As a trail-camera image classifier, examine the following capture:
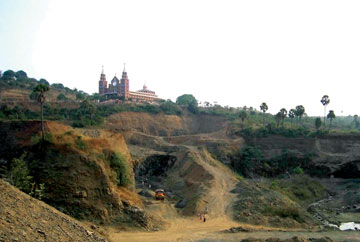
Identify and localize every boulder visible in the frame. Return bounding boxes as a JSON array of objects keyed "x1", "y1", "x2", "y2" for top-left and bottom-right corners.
[
  {"x1": 138, "y1": 189, "x2": 153, "y2": 198},
  {"x1": 175, "y1": 199, "x2": 187, "y2": 208}
]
